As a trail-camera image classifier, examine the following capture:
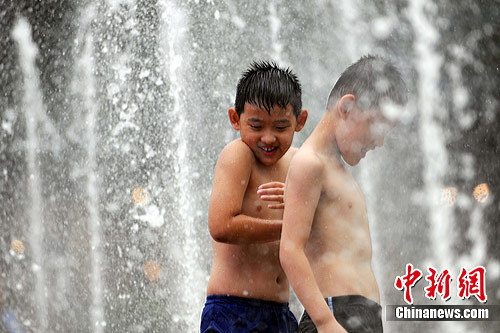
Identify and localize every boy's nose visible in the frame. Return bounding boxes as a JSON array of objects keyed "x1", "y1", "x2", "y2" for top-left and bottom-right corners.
[{"x1": 261, "y1": 132, "x2": 277, "y2": 144}]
